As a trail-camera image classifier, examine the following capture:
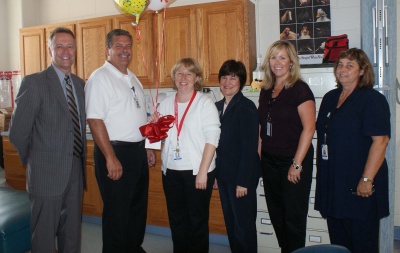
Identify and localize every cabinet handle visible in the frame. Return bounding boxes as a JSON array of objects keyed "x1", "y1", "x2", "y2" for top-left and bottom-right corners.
[
  {"x1": 307, "y1": 215, "x2": 323, "y2": 219},
  {"x1": 259, "y1": 232, "x2": 274, "y2": 236}
]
